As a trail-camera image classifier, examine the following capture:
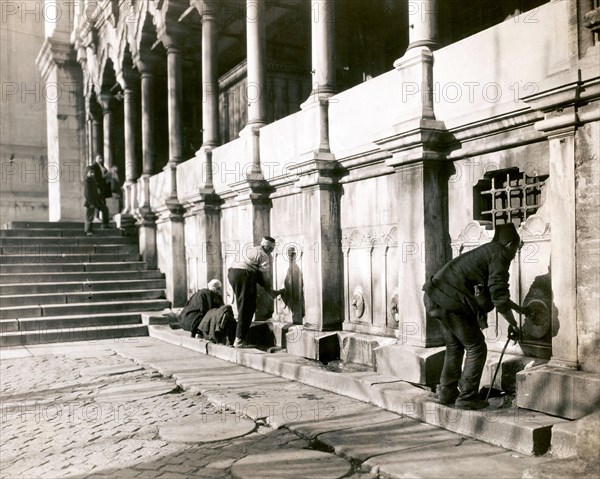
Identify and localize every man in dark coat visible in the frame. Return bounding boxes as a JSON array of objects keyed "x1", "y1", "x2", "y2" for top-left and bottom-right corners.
[
  {"x1": 423, "y1": 223, "x2": 526, "y2": 410},
  {"x1": 178, "y1": 280, "x2": 223, "y2": 338},
  {"x1": 198, "y1": 305, "x2": 236, "y2": 345},
  {"x1": 83, "y1": 166, "x2": 110, "y2": 235}
]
